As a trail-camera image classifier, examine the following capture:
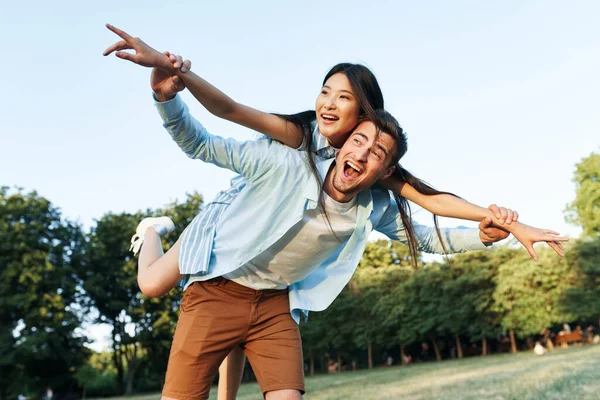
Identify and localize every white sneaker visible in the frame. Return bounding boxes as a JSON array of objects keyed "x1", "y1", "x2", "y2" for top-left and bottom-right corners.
[{"x1": 130, "y1": 216, "x2": 175, "y2": 255}]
